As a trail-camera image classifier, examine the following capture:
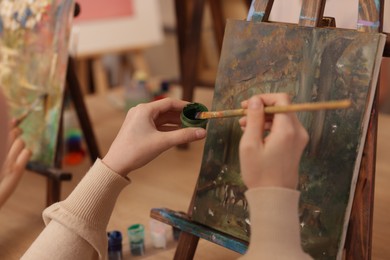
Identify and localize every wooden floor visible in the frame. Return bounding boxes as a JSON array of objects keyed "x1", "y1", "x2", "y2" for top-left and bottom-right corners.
[{"x1": 0, "y1": 86, "x2": 389, "y2": 259}]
